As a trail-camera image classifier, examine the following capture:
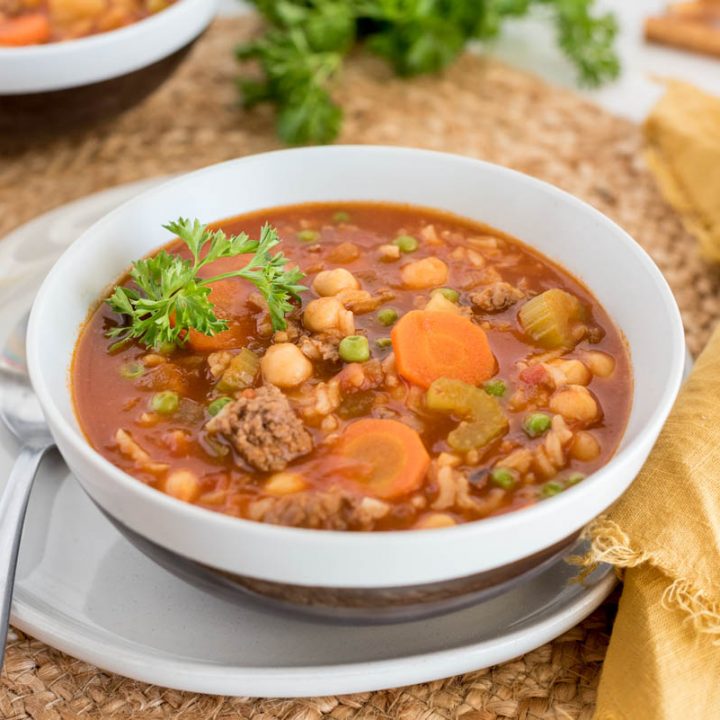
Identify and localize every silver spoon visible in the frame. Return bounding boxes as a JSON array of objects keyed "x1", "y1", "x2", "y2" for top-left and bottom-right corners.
[{"x1": 0, "y1": 313, "x2": 54, "y2": 660}]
